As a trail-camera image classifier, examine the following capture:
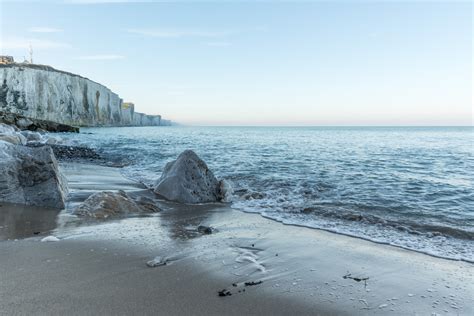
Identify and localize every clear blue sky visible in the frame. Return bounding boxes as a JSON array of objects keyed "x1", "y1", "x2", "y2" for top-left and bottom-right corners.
[{"x1": 0, "y1": 0, "x2": 472, "y2": 126}]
